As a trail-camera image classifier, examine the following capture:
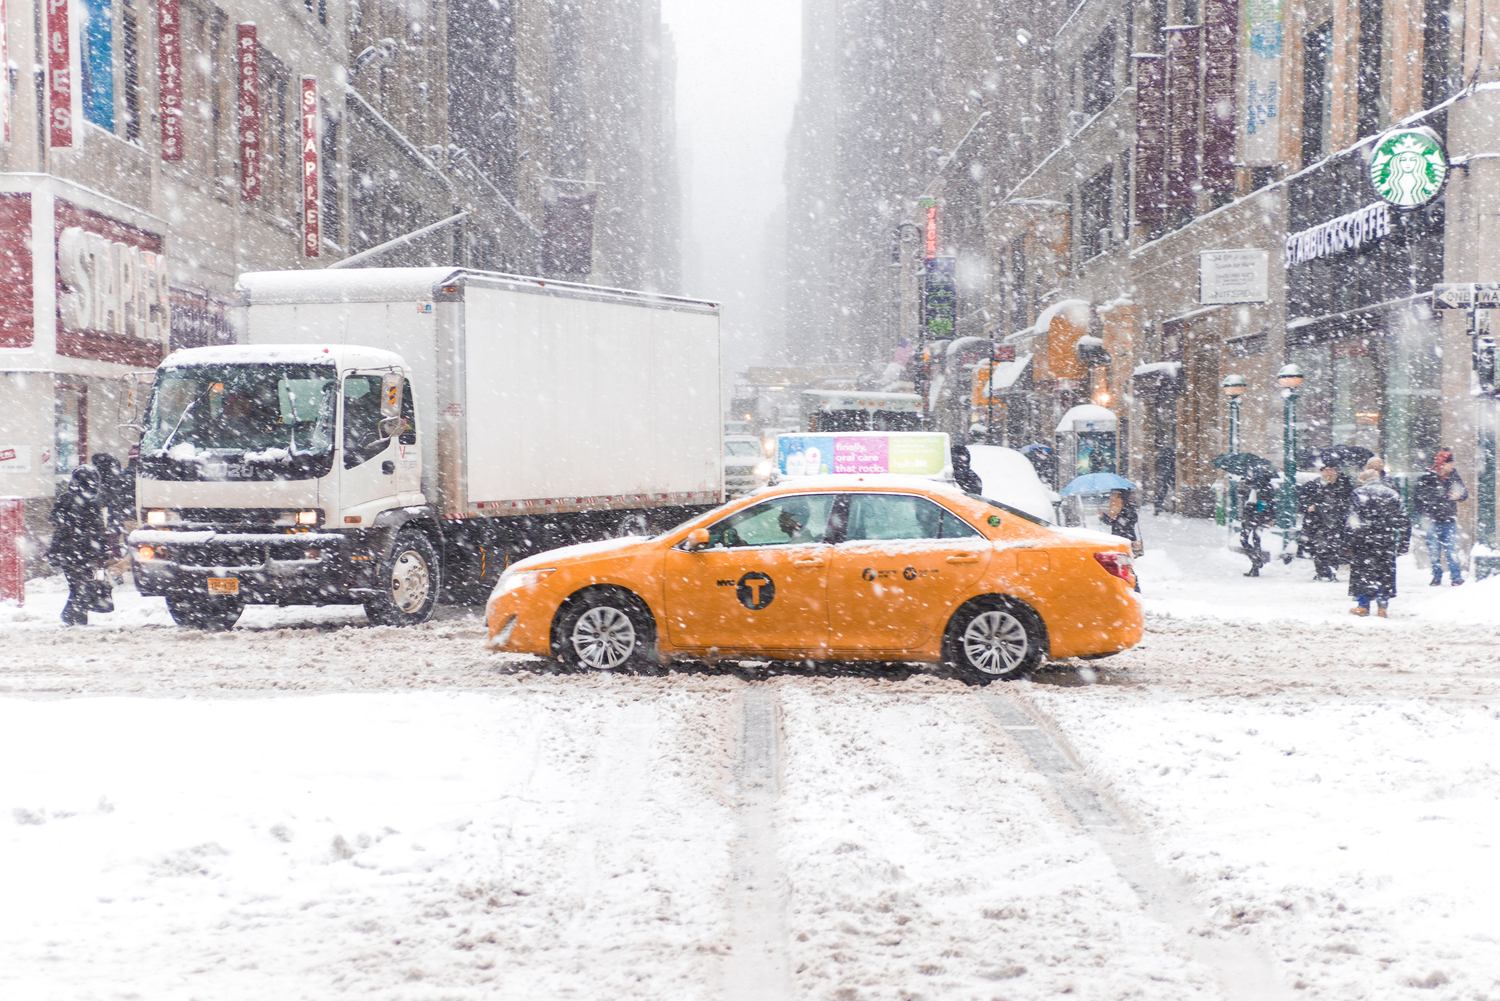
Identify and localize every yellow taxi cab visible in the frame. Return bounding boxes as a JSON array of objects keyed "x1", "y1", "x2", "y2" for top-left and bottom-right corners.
[{"x1": 486, "y1": 433, "x2": 1142, "y2": 682}]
